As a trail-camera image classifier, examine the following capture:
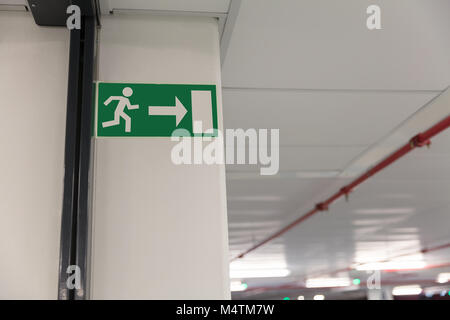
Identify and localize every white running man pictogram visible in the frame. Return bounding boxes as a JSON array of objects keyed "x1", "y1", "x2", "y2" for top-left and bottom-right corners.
[{"x1": 102, "y1": 87, "x2": 139, "y2": 132}]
